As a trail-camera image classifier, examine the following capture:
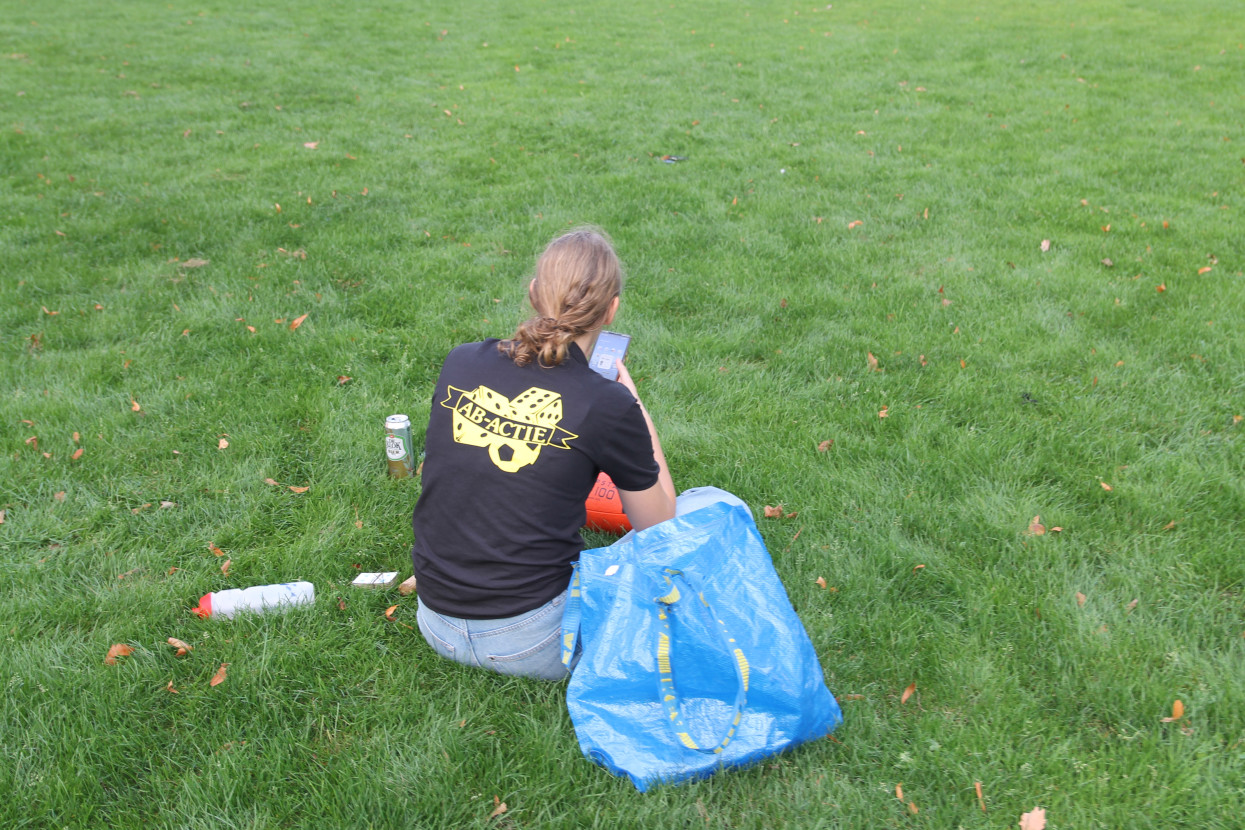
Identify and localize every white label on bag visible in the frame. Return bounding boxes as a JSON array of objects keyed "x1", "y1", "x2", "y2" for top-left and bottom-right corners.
[{"x1": 604, "y1": 564, "x2": 620, "y2": 576}]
